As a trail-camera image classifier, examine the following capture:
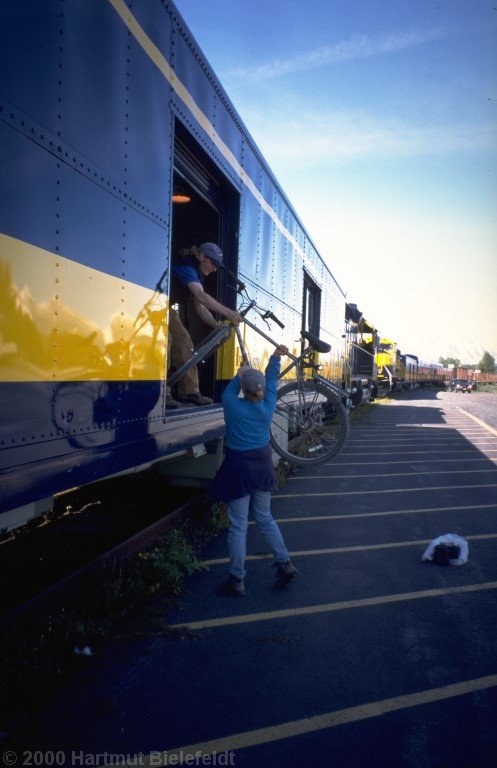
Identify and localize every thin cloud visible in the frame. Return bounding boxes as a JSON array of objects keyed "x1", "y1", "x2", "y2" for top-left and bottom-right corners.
[
  {"x1": 244, "y1": 110, "x2": 495, "y2": 164},
  {"x1": 232, "y1": 28, "x2": 447, "y2": 81}
]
